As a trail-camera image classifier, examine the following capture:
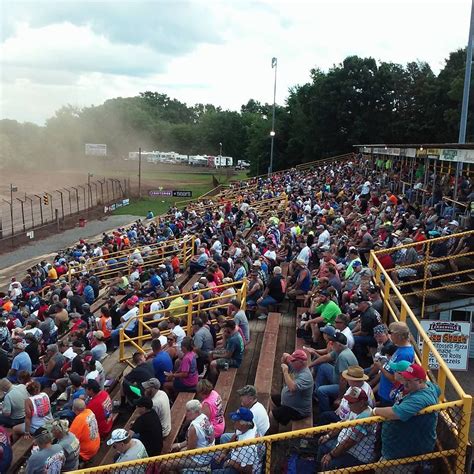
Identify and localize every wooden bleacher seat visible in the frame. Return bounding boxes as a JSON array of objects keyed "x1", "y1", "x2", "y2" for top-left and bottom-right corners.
[
  {"x1": 255, "y1": 313, "x2": 280, "y2": 411},
  {"x1": 180, "y1": 273, "x2": 202, "y2": 293},
  {"x1": 161, "y1": 392, "x2": 196, "y2": 454},
  {"x1": 214, "y1": 368, "x2": 238, "y2": 414},
  {"x1": 291, "y1": 307, "x2": 312, "y2": 431}
]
